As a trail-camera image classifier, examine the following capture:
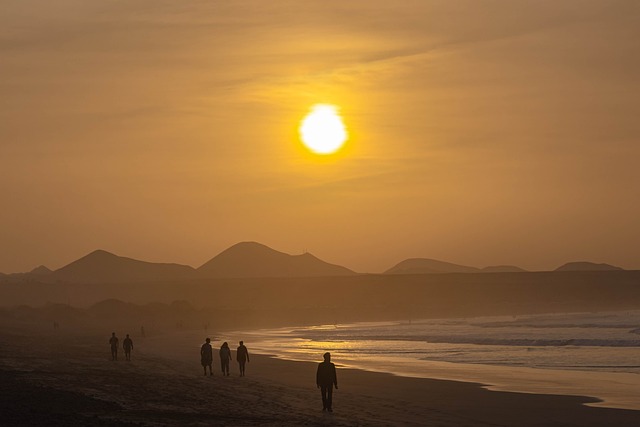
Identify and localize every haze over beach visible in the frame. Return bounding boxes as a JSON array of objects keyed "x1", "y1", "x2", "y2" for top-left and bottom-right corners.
[{"x1": 2, "y1": 1, "x2": 640, "y2": 426}]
